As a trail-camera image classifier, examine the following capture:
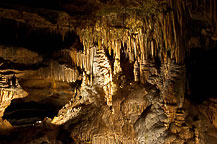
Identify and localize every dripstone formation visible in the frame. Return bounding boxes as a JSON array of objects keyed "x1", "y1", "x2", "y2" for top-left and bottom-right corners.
[{"x1": 0, "y1": 0, "x2": 217, "y2": 143}]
